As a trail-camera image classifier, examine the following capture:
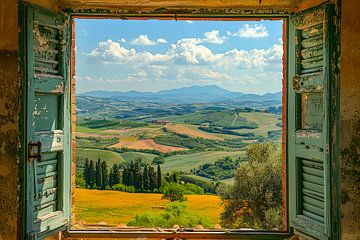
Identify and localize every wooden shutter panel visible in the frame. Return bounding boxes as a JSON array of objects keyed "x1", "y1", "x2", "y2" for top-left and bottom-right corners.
[
  {"x1": 23, "y1": 4, "x2": 71, "y2": 239},
  {"x1": 288, "y1": 5, "x2": 332, "y2": 240}
]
